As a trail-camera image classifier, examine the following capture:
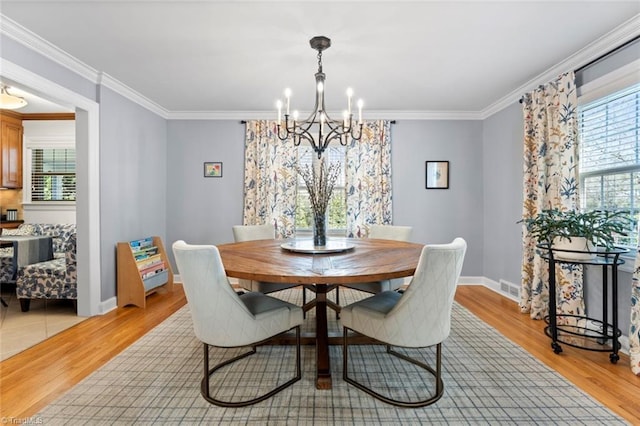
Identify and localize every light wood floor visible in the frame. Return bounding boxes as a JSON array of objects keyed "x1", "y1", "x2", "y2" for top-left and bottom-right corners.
[{"x1": 1, "y1": 284, "x2": 638, "y2": 422}]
